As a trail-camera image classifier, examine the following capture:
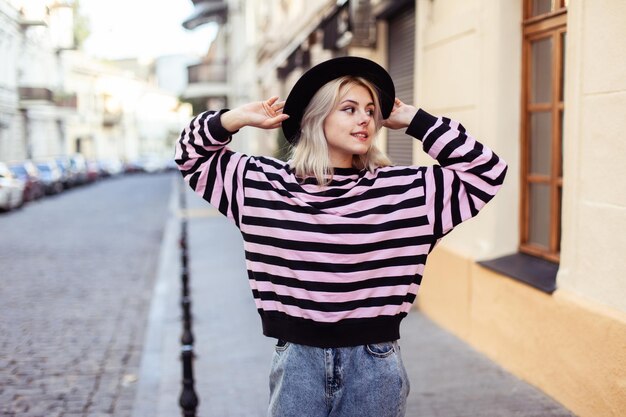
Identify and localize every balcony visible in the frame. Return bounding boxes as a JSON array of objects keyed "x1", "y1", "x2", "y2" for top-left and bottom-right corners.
[
  {"x1": 19, "y1": 87, "x2": 54, "y2": 102},
  {"x1": 188, "y1": 62, "x2": 227, "y2": 84},
  {"x1": 18, "y1": 87, "x2": 77, "y2": 109},
  {"x1": 184, "y1": 61, "x2": 229, "y2": 100},
  {"x1": 54, "y1": 93, "x2": 78, "y2": 109}
]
